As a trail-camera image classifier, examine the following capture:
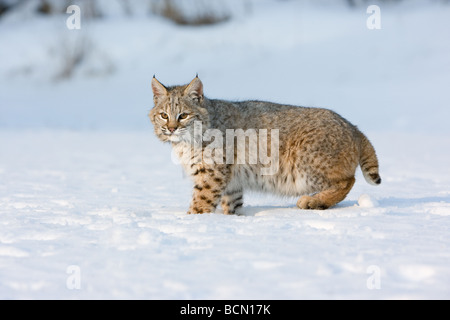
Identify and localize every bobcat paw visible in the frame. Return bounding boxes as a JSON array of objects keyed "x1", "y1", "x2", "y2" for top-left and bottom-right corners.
[
  {"x1": 297, "y1": 196, "x2": 328, "y2": 210},
  {"x1": 187, "y1": 206, "x2": 208, "y2": 214},
  {"x1": 187, "y1": 209, "x2": 203, "y2": 214}
]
